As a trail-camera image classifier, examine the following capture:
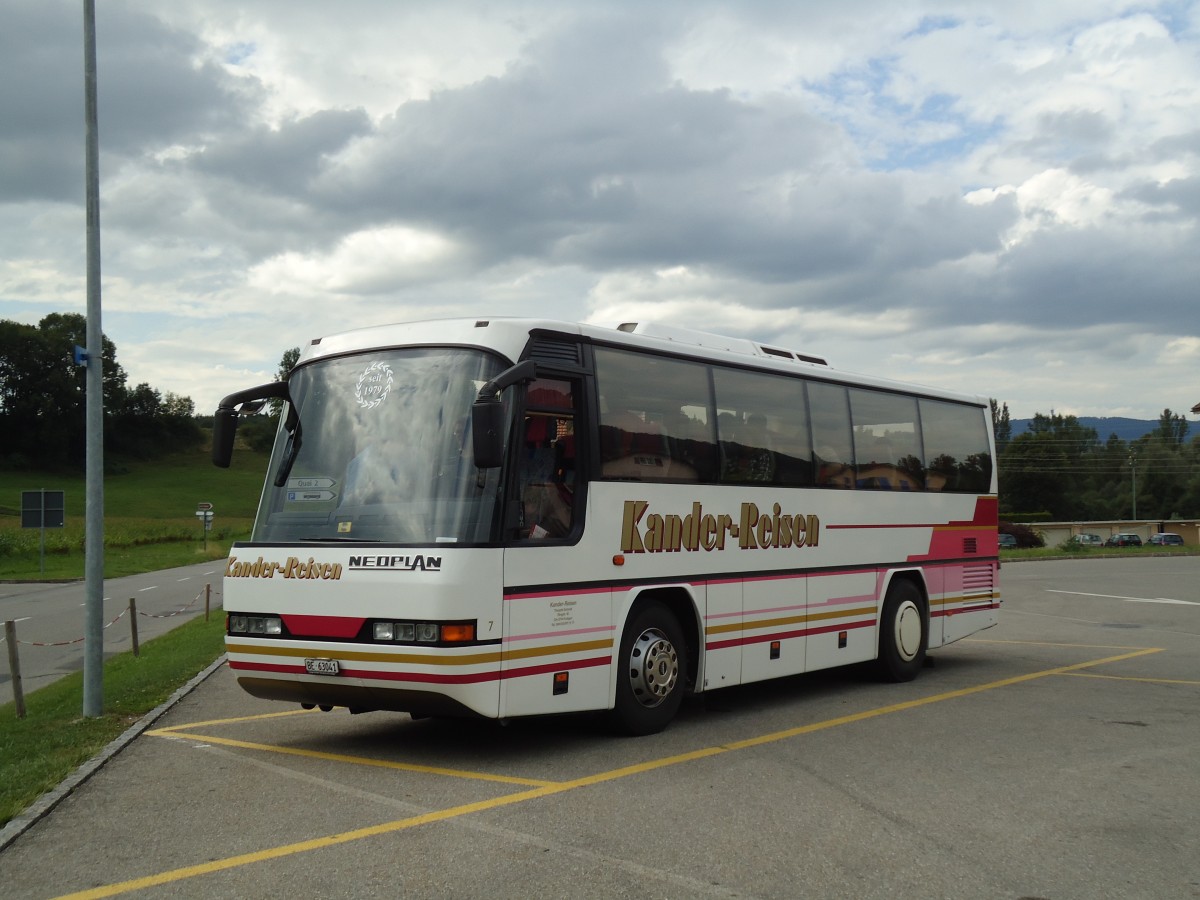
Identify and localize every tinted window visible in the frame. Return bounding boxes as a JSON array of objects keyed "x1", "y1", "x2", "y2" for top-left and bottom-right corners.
[
  {"x1": 594, "y1": 347, "x2": 717, "y2": 482},
  {"x1": 808, "y1": 381, "x2": 855, "y2": 489},
  {"x1": 849, "y1": 389, "x2": 923, "y2": 491},
  {"x1": 919, "y1": 399, "x2": 992, "y2": 493},
  {"x1": 712, "y1": 368, "x2": 812, "y2": 485}
]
